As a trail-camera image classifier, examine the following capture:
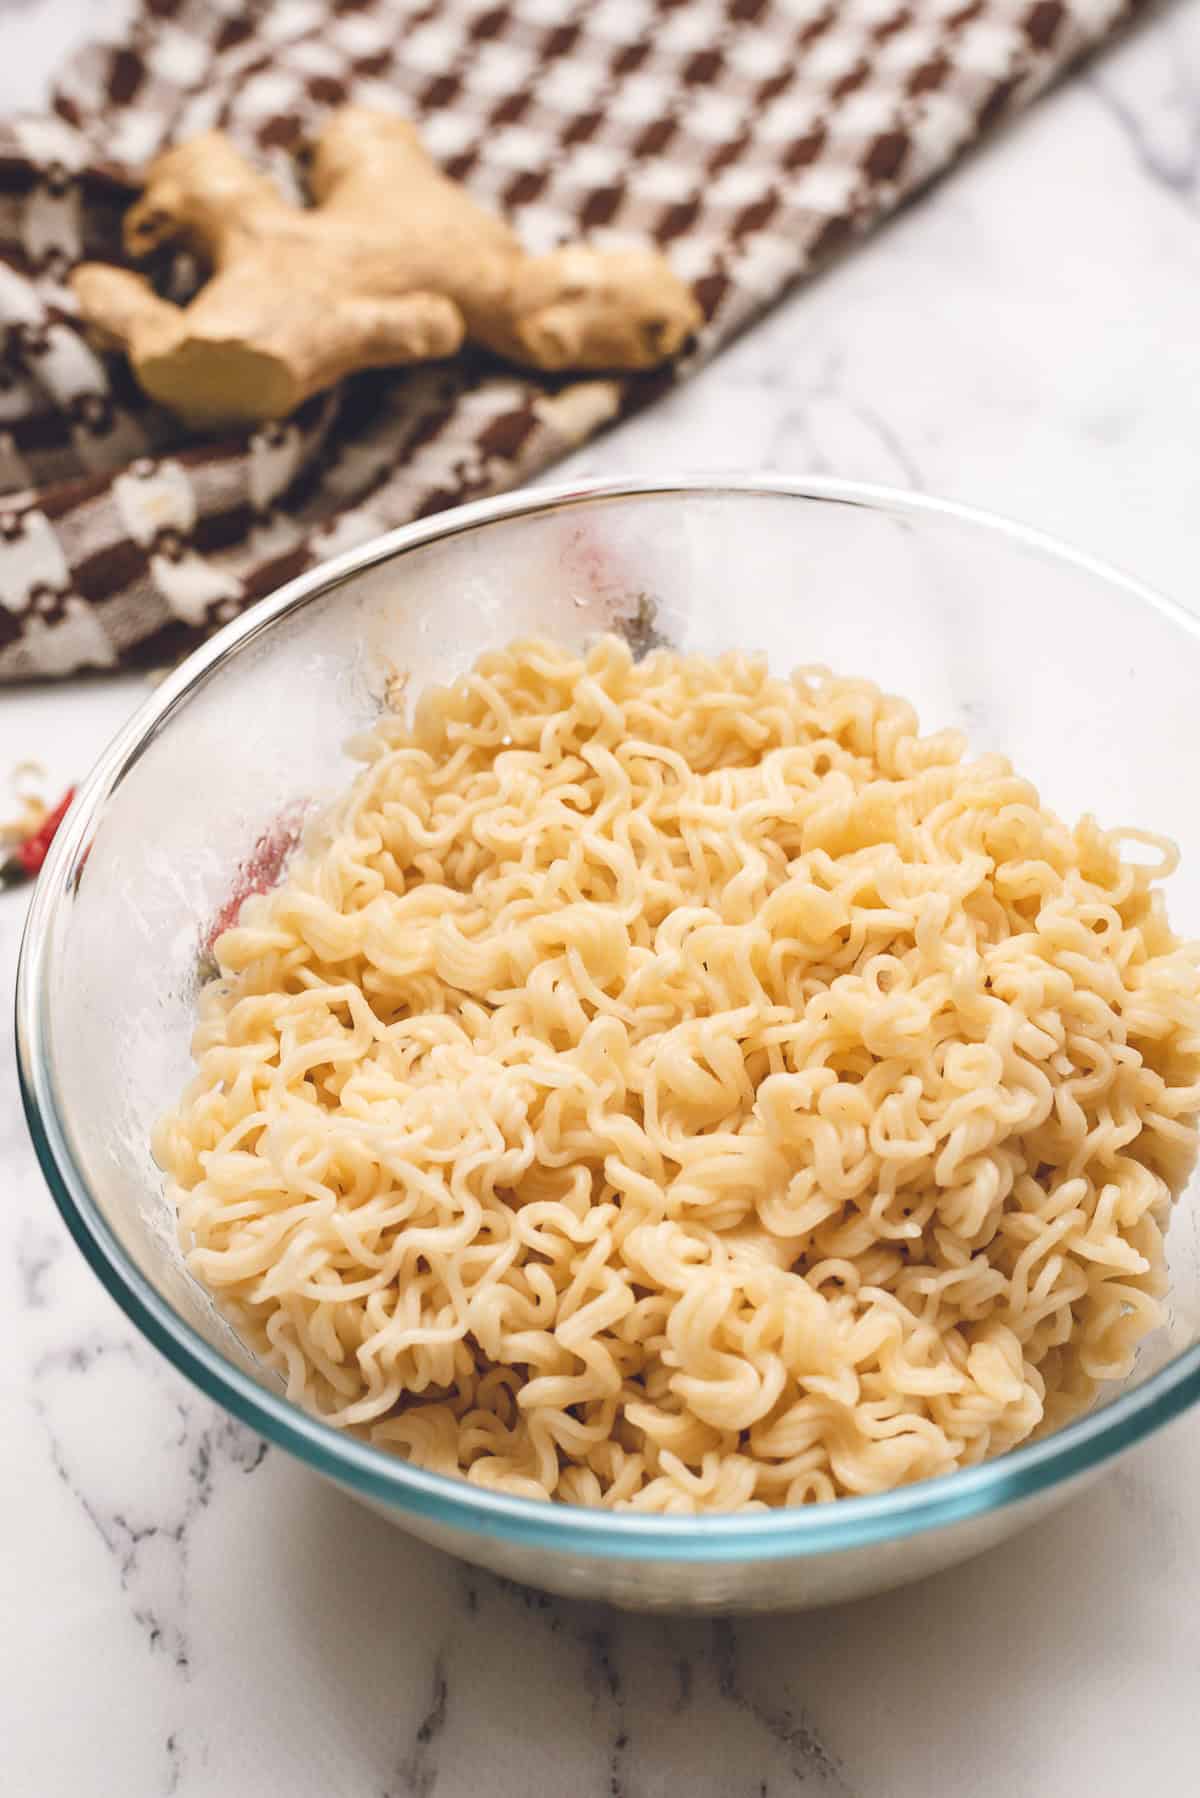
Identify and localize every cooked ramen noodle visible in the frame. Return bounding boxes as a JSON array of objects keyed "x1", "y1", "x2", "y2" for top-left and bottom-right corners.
[{"x1": 155, "y1": 637, "x2": 1200, "y2": 1511}]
